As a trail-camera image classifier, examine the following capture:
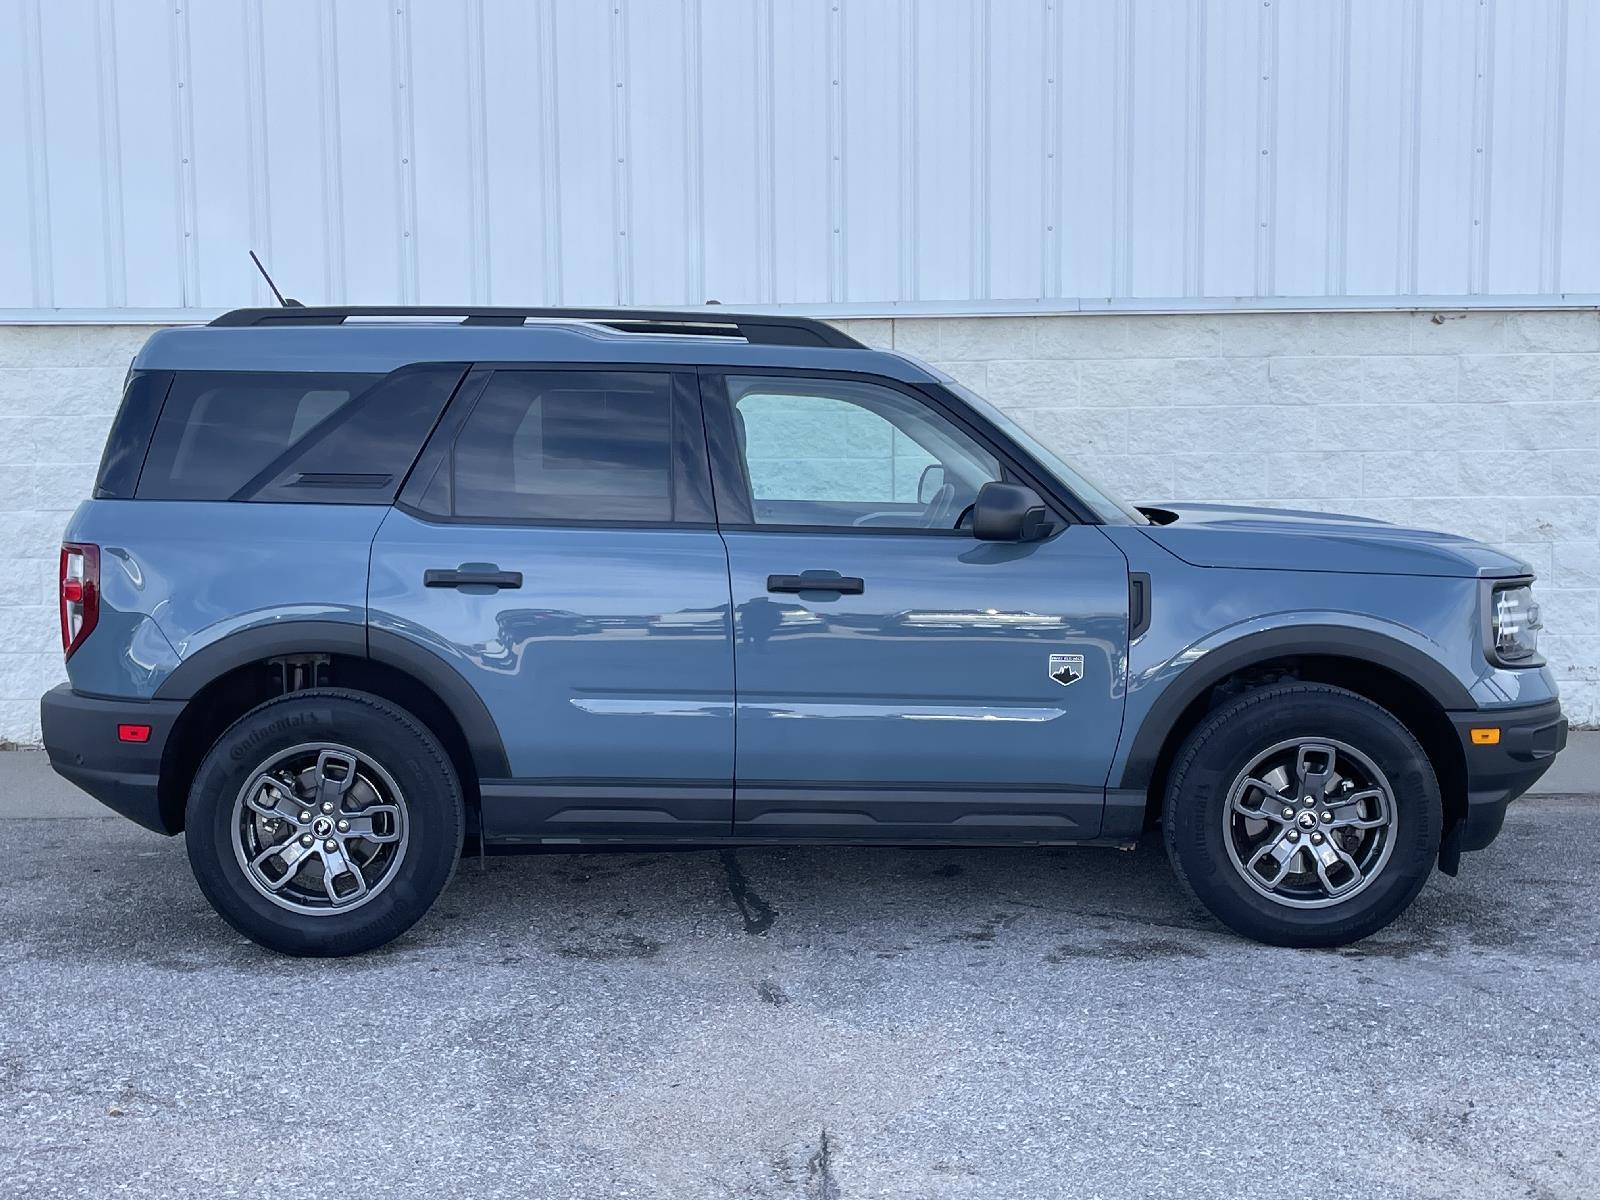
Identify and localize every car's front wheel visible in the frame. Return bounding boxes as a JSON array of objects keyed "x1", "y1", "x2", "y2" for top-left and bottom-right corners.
[
  {"x1": 1163, "y1": 683, "x2": 1443, "y2": 948},
  {"x1": 185, "y1": 689, "x2": 464, "y2": 956}
]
